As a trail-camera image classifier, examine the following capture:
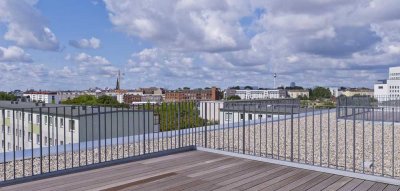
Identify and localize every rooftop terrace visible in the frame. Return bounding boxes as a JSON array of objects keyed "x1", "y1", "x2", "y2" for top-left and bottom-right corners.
[{"x1": 2, "y1": 151, "x2": 398, "y2": 191}]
